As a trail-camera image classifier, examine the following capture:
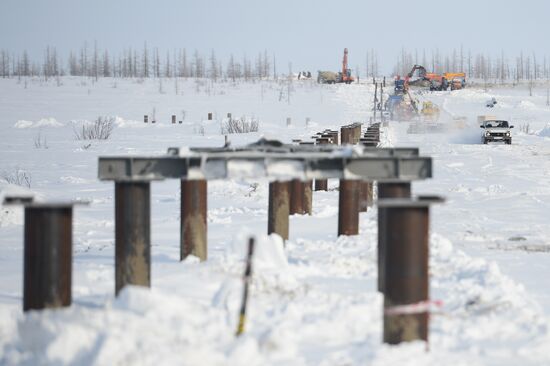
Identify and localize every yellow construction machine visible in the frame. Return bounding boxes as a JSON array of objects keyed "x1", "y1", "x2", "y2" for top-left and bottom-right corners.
[{"x1": 420, "y1": 101, "x2": 440, "y2": 121}]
